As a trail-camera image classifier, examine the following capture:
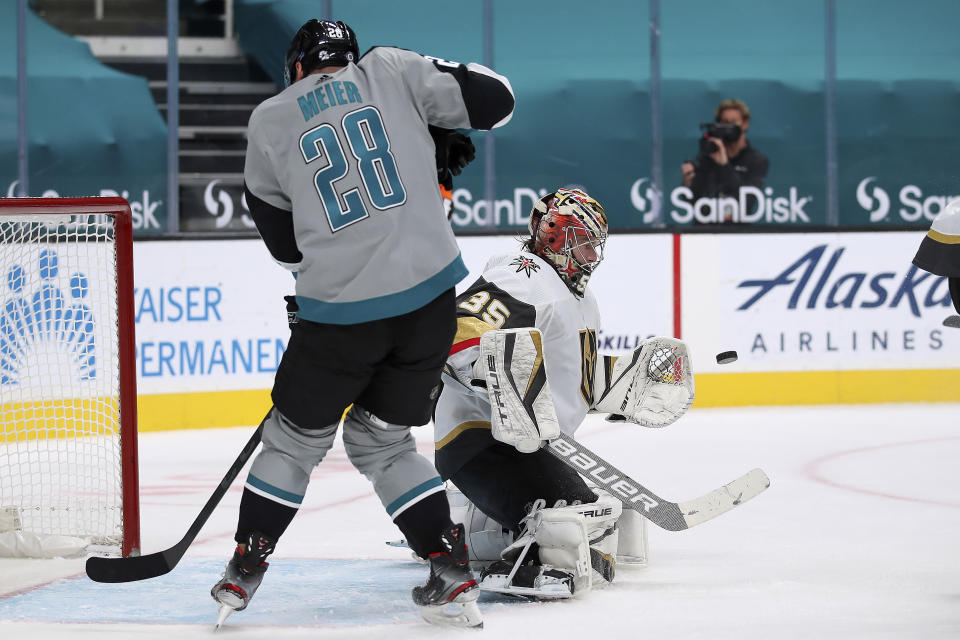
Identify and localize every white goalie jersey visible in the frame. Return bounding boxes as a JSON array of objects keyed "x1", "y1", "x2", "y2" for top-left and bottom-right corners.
[{"x1": 433, "y1": 250, "x2": 600, "y2": 479}]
